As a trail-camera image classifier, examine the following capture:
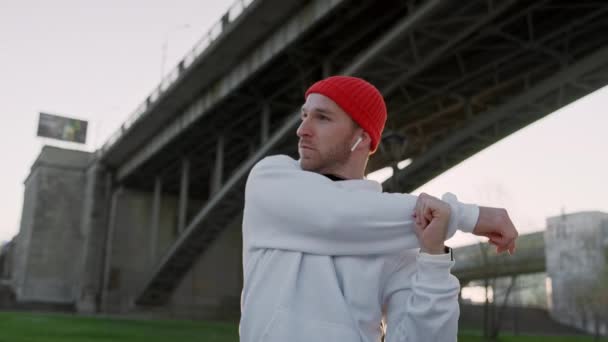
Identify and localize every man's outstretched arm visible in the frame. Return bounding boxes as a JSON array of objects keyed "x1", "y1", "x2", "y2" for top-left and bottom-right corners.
[
  {"x1": 412, "y1": 193, "x2": 518, "y2": 255},
  {"x1": 243, "y1": 155, "x2": 478, "y2": 255}
]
